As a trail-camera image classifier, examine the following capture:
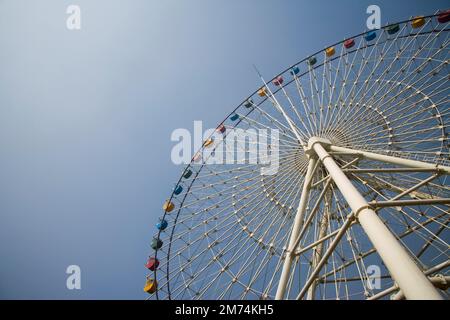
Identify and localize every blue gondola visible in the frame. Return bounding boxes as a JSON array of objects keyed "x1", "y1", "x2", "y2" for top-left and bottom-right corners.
[
  {"x1": 230, "y1": 114, "x2": 239, "y2": 121},
  {"x1": 156, "y1": 219, "x2": 168, "y2": 231},
  {"x1": 290, "y1": 66, "x2": 300, "y2": 75},
  {"x1": 365, "y1": 30, "x2": 377, "y2": 41},
  {"x1": 174, "y1": 185, "x2": 183, "y2": 195}
]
